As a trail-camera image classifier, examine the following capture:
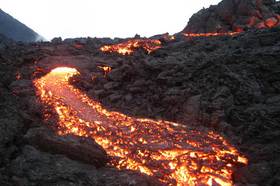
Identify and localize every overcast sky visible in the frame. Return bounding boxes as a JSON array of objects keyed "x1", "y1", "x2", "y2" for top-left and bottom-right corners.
[{"x1": 0, "y1": 0, "x2": 221, "y2": 40}]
